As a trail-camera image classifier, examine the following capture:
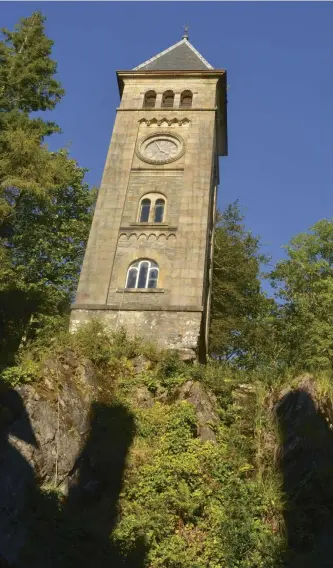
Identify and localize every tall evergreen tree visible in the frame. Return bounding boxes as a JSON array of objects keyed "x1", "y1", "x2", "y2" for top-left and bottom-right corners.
[
  {"x1": 0, "y1": 13, "x2": 95, "y2": 362},
  {"x1": 0, "y1": 12, "x2": 70, "y2": 222}
]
